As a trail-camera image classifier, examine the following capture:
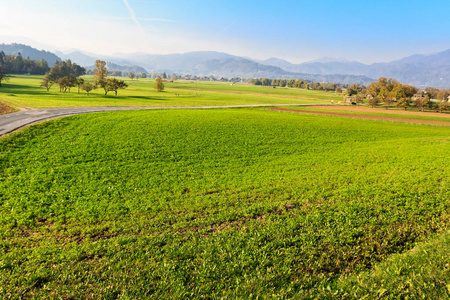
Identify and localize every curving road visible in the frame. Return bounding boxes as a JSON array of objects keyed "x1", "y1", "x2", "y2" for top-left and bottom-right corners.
[{"x1": 0, "y1": 104, "x2": 331, "y2": 137}]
